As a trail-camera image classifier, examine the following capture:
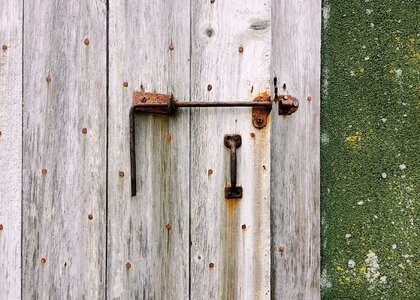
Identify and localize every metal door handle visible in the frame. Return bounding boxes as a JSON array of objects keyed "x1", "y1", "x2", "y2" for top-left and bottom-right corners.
[{"x1": 224, "y1": 134, "x2": 243, "y2": 199}]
